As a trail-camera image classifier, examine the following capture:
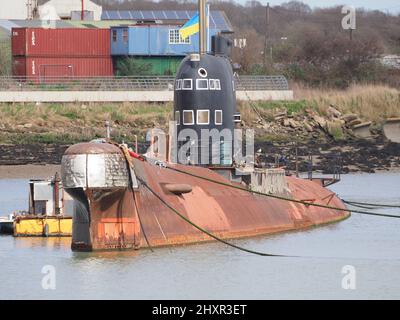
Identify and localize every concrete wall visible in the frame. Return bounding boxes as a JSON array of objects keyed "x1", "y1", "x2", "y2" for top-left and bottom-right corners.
[
  {"x1": 236, "y1": 90, "x2": 293, "y2": 101},
  {"x1": 0, "y1": 90, "x2": 293, "y2": 103}
]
